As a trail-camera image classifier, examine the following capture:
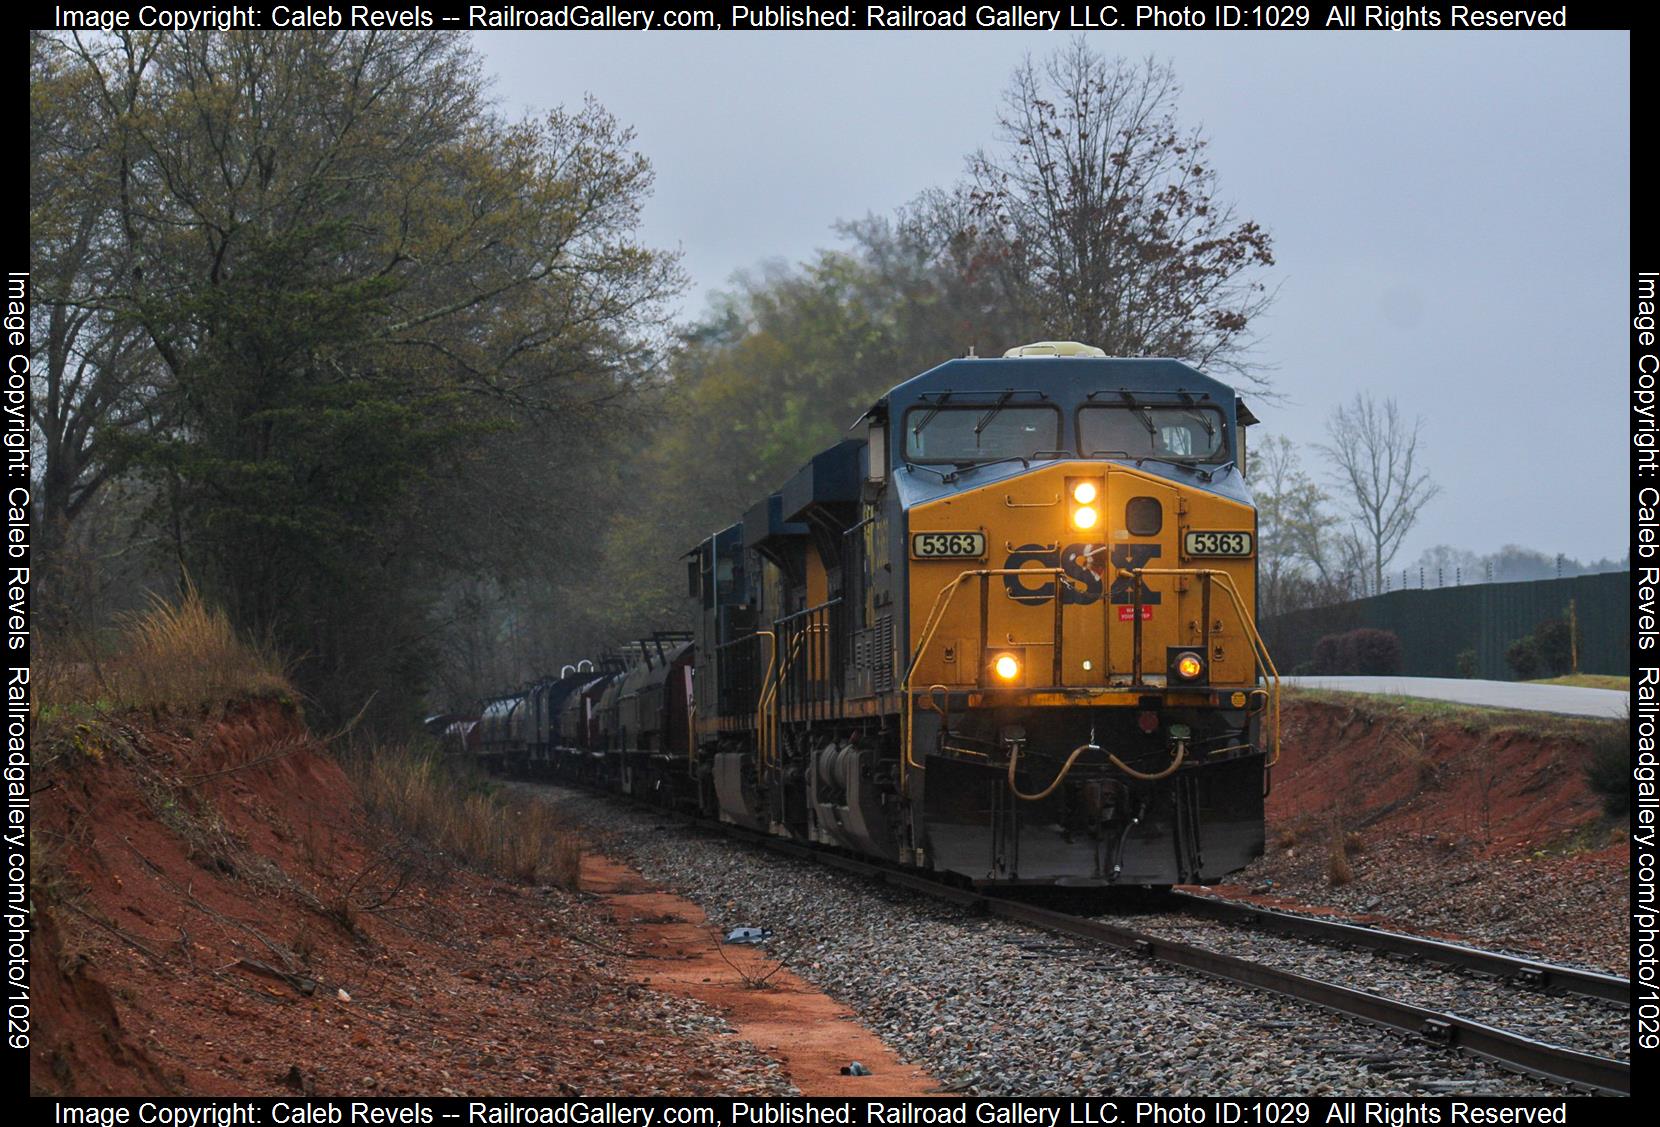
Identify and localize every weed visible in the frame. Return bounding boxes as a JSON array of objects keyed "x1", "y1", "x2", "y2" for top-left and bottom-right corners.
[
  {"x1": 1583, "y1": 712, "x2": 1630, "y2": 817},
  {"x1": 290, "y1": 922, "x2": 317, "y2": 964},
  {"x1": 1325, "y1": 813, "x2": 1355, "y2": 886},
  {"x1": 344, "y1": 744, "x2": 583, "y2": 888},
  {"x1": 1326, "y1": 846, "x2": 1353, "y2": 887},
  {"x1": 1390, "y1": 718, "x2": 1442, "y2": 790},
  {"x1": 34, "y1": 585, "x2": 293, "y2": 753}
]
